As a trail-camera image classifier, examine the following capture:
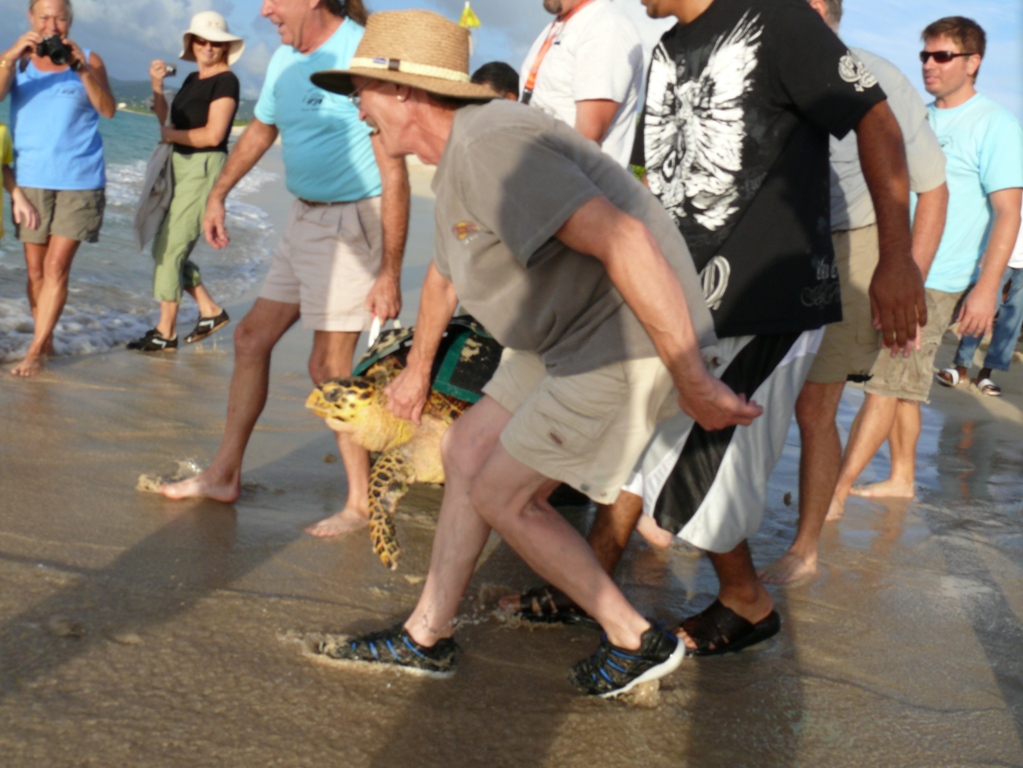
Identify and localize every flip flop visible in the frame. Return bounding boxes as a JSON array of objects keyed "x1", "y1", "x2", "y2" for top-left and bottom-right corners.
[
  {"x1": 677, "y1": 599, "x2": 781, "y2": 656},
  {"x1": 498, "y1": 585, "x2": 600, "y2": 630},
  {"x1": 935, "y1": 367, "x2": 960, "y2": 387},
  {"x1": 975, "y1": 377, "x2": 1002, "y2": 396}
]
